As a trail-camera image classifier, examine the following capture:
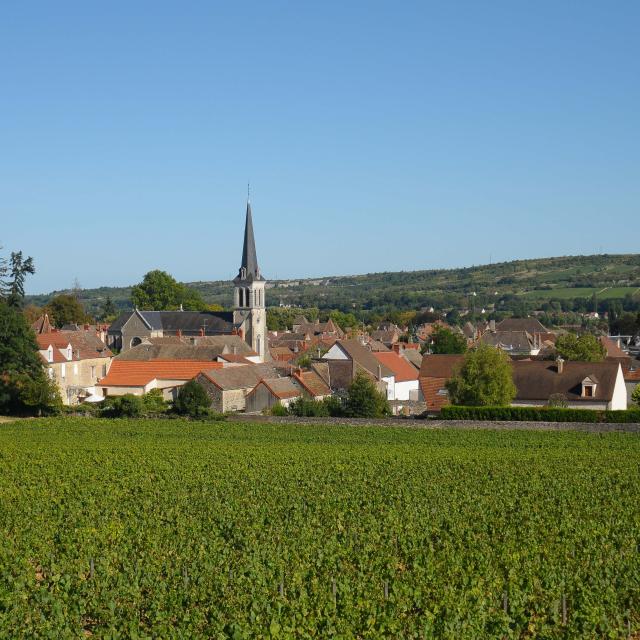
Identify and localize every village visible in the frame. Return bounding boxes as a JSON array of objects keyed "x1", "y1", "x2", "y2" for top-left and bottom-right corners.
[{"x1": 27, "y1": 200, "x2": 640, "y2": 417}]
